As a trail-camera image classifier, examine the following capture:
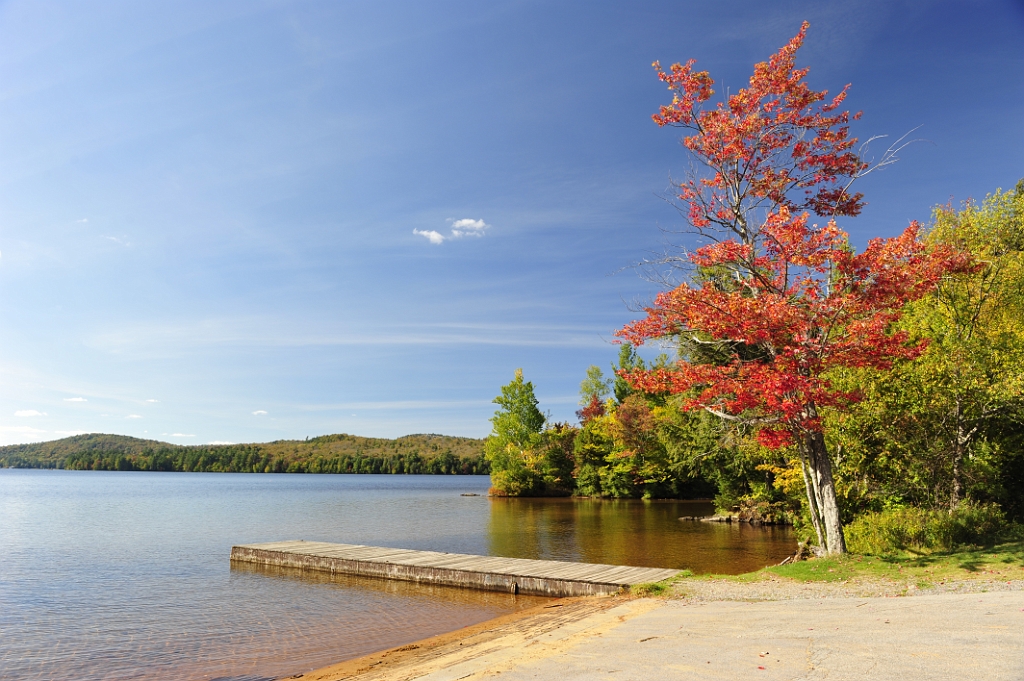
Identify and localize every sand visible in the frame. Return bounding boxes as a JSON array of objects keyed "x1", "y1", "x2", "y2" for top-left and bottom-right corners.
[{"x1": 294, "y1": 579, "x2": 1024, "y2": 680}]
